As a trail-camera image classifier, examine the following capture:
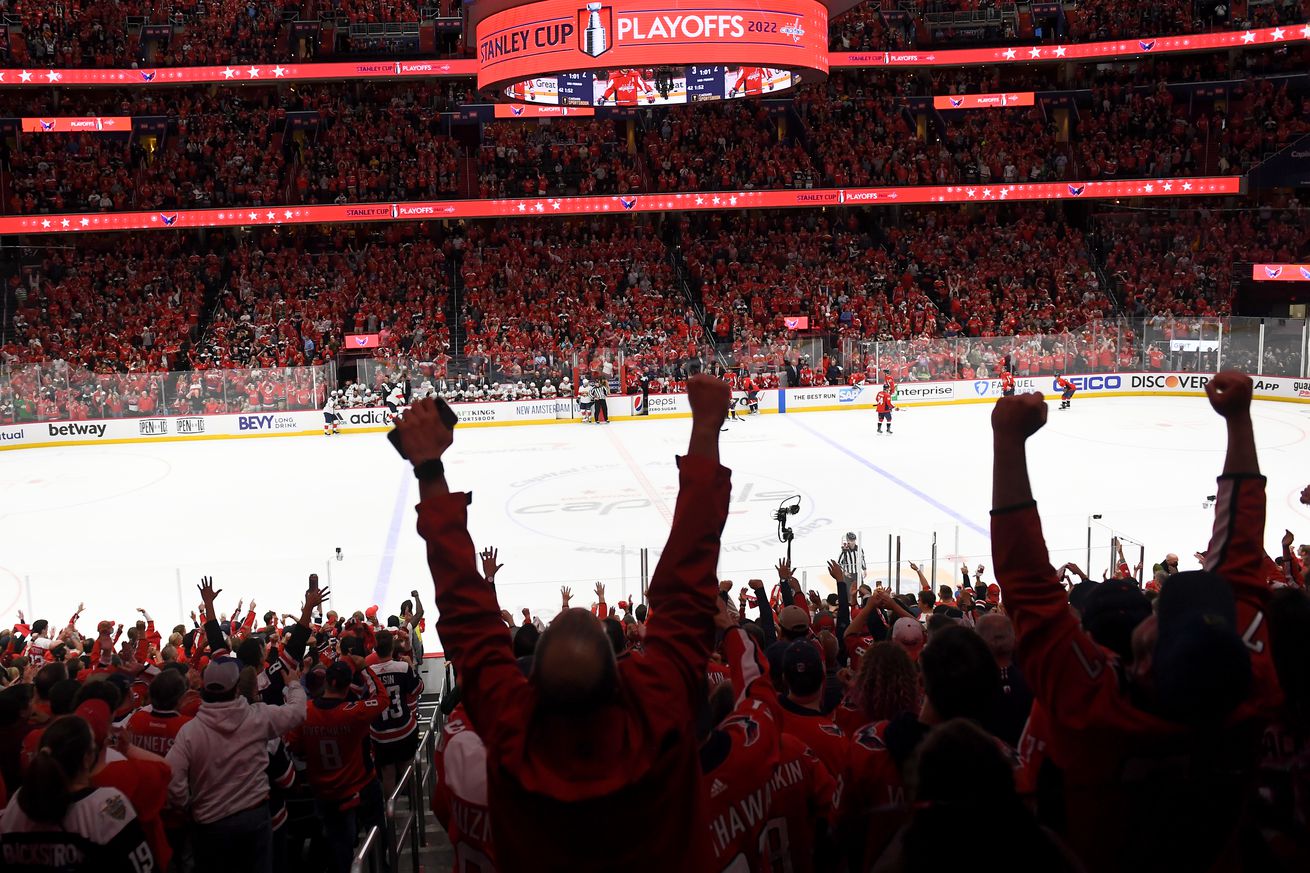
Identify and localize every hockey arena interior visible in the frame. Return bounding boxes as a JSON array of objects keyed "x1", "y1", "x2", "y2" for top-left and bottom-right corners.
[{"x1": 1, "y1": 2, "x2": 1309, "y2": 872}]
